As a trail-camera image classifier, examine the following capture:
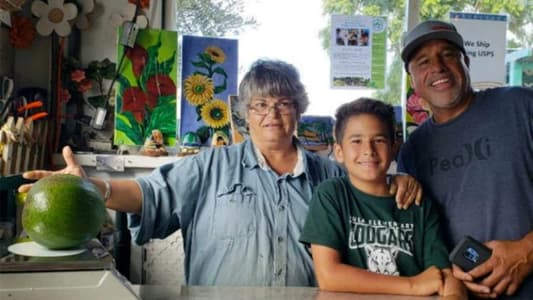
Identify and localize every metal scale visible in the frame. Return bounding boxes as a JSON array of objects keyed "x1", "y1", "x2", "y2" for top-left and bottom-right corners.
[
  {"x1": 0, "y1": 175, "x2": 138, "y2": 299},
  {"x1": 0, "y1": 239, "x2": 139, "y2": 299}
]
